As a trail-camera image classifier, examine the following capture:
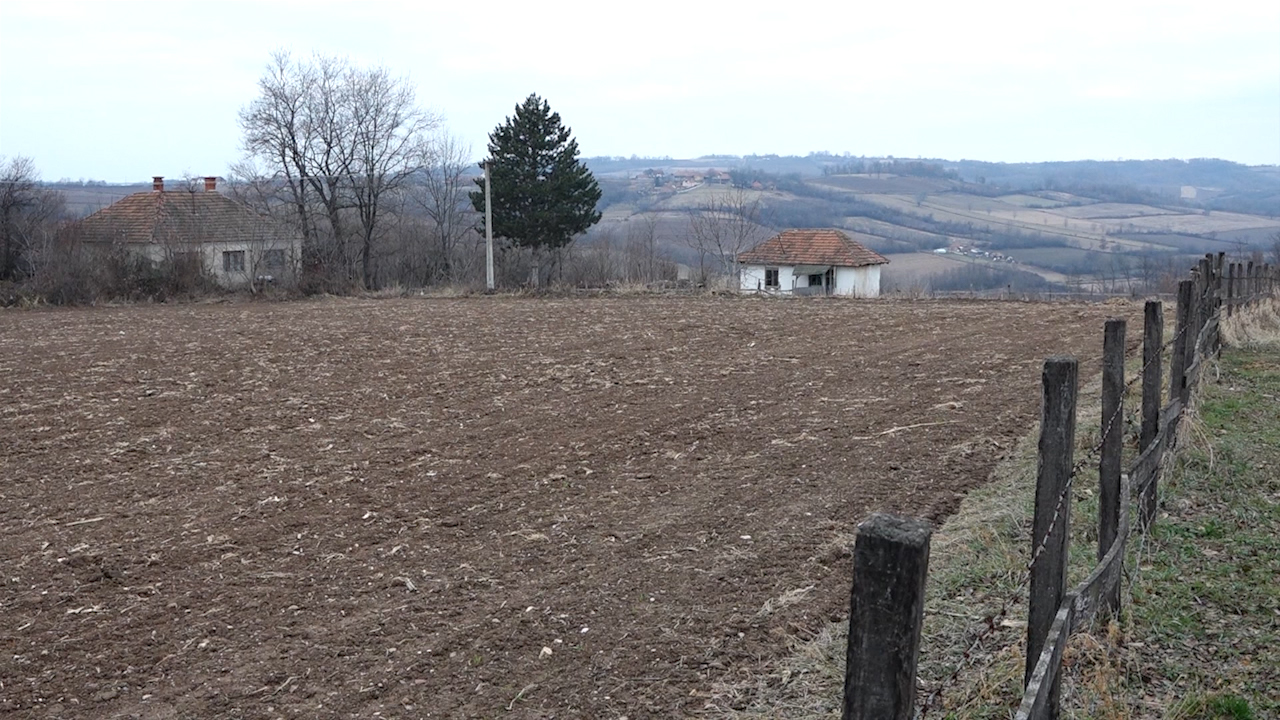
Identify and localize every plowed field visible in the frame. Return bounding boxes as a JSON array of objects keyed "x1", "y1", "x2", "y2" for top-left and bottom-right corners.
[{"x1": 0, "y1": 296, "x2": 1141, "y2": 718}]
